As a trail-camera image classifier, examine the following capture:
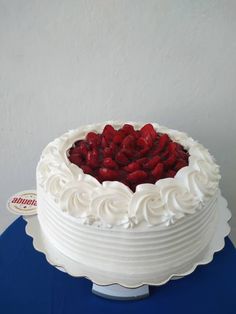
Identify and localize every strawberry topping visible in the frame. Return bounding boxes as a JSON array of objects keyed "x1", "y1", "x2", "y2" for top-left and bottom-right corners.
[{"x1": 68, "y1": 123, "x2": 189, "y2": 191}]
